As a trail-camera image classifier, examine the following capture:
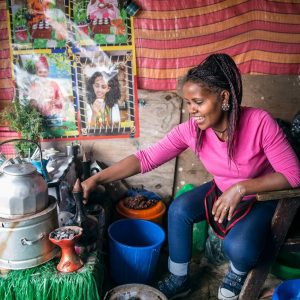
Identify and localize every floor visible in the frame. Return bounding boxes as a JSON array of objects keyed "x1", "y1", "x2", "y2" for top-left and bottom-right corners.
[{"x1": 186, "y1": 256, "x2": 281, "y2": 300}]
